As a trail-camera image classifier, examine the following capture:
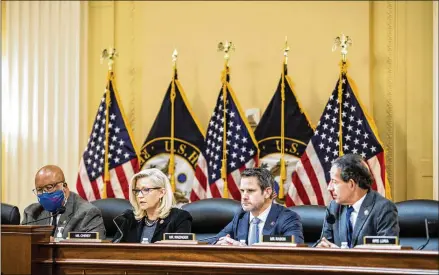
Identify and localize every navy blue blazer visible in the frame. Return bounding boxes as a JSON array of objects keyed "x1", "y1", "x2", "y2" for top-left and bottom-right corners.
[{"x1": 211, "y1": 203, "x2": 304, "y2": 244}]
